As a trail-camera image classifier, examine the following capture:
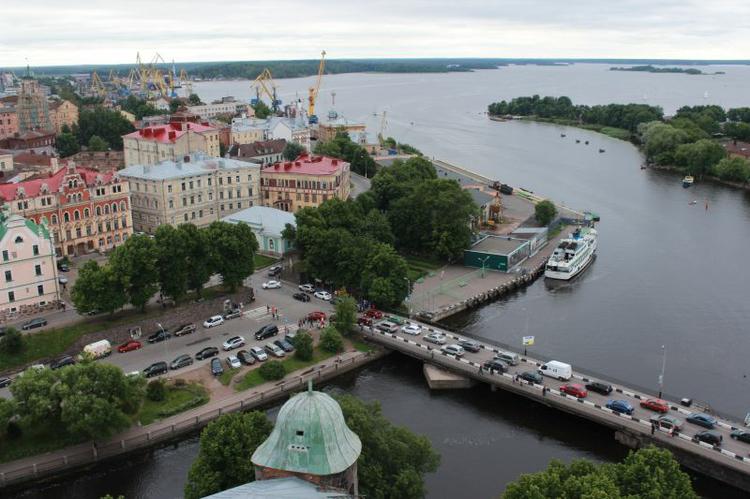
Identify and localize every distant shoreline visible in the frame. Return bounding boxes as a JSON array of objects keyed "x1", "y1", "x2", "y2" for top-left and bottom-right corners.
[{"x1": 610, "y1": 65, "x2": 725, "y2": 75}]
